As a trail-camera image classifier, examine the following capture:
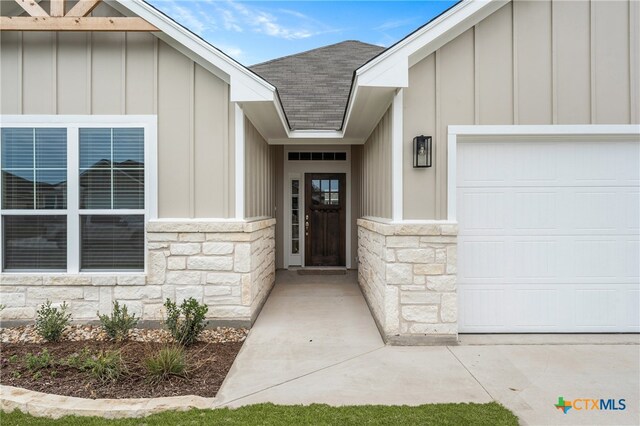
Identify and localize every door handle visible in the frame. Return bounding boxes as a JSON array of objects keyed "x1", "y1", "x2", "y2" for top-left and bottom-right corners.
[{"x1": 305, "y1": 221, "x2": 309, "y2": 230}]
